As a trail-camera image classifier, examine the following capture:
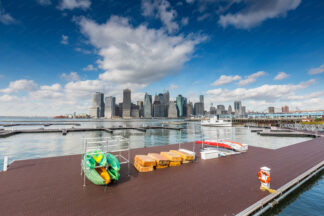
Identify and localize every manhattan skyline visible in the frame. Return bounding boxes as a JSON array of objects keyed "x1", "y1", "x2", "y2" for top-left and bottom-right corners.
[{"x1": 0, "y1": 0, "x2": 324, "y2": 116}]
